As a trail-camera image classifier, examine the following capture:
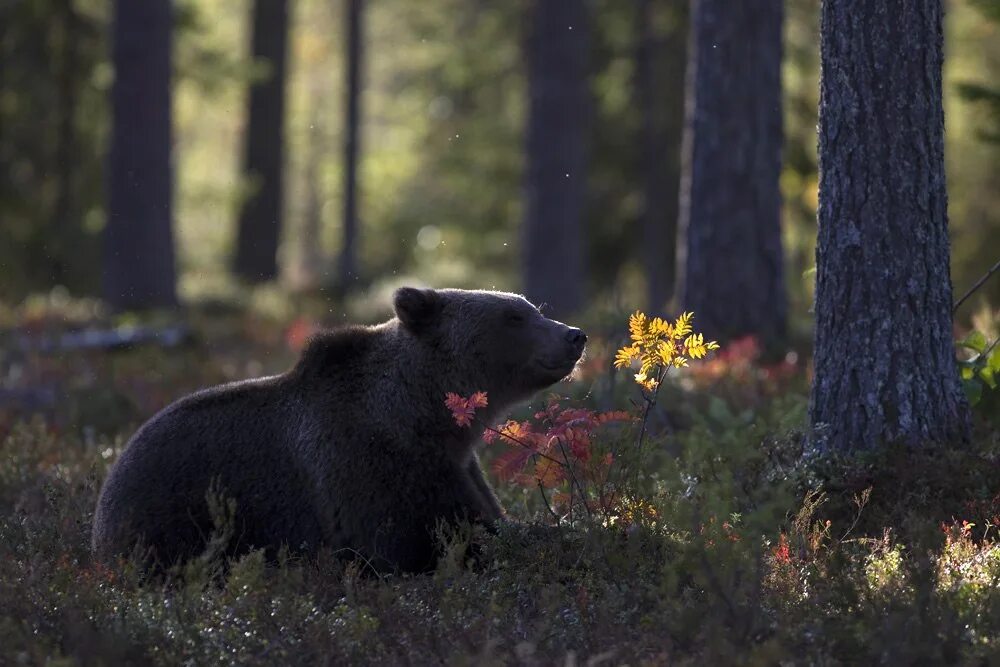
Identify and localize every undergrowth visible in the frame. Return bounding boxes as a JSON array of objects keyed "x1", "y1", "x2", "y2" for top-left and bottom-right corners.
[{"x1": 2, "y1": 303, "x2": 1000, "y2": 665}]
